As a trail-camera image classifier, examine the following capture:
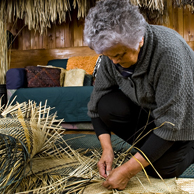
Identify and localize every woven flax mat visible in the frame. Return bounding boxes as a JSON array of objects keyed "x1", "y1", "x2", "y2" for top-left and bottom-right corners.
[
  {"x1": 63, "y1": 134, "x2": 194, "y2": 194},
  {"x1": 64, "y1": 134, "x2": 194, "y2": 177},
  {"x1": 1, "y1": 101, "x2": 194, "y2": 193},
  {"x1": 0, "y1": 99, "x2": 193, "y2": 194}
]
